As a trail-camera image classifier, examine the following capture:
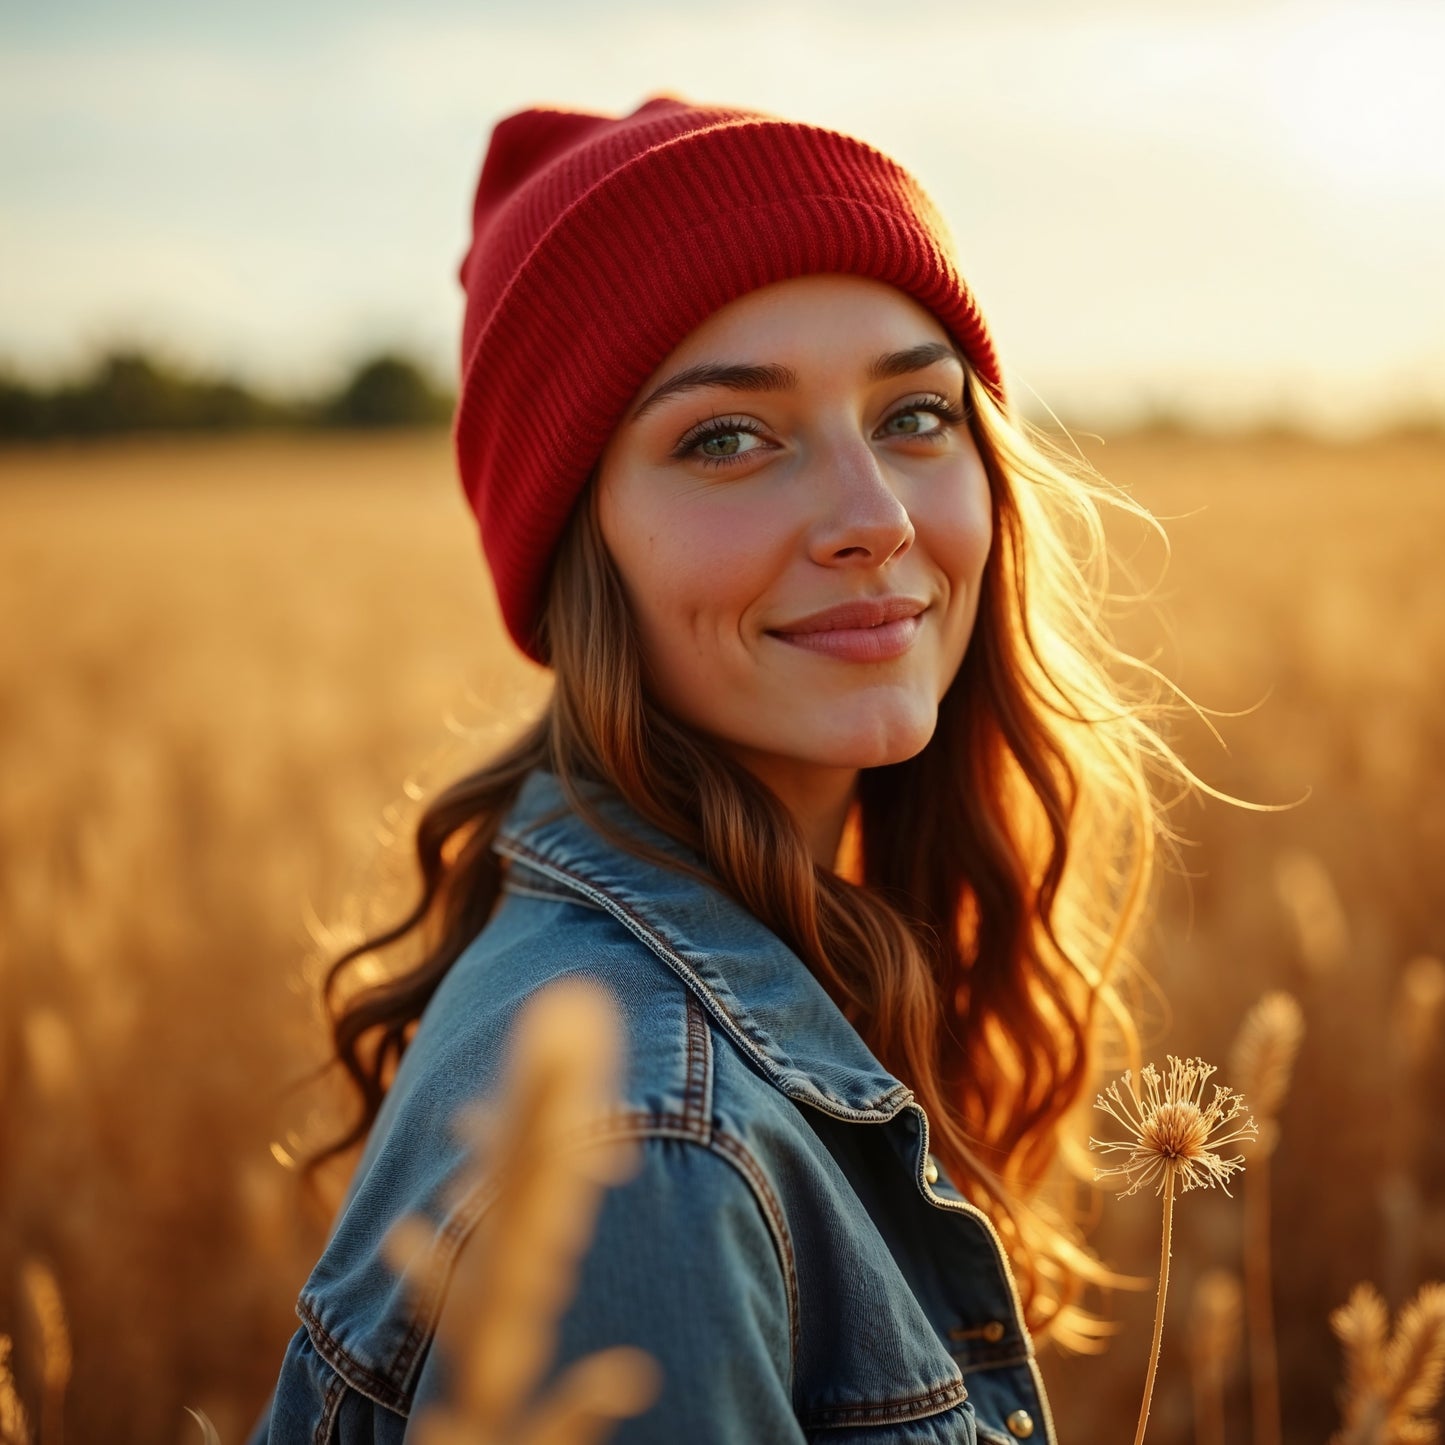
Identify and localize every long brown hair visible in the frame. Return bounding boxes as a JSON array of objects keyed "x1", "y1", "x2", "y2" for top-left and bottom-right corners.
[{"x1": 298, "y1": 363, "x2": 1232, "y2": 1346}]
